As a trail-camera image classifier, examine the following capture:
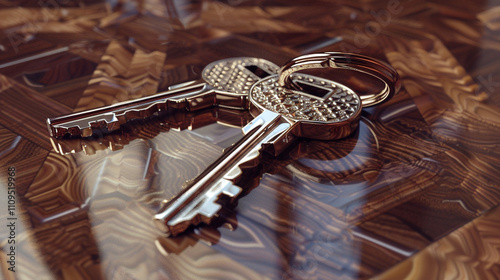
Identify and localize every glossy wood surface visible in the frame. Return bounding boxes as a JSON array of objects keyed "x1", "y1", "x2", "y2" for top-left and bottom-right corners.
[{"x1": 0, "y1": 1, "x2": 499, "y2": 279}]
